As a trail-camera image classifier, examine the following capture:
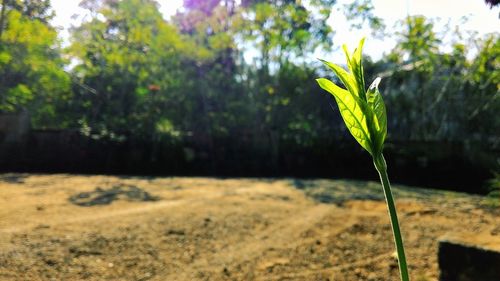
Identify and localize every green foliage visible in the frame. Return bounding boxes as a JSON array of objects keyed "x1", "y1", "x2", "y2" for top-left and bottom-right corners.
[
  {"x1": 68, "y1": 0, "x2": 205, "y2": 137},
  {"x1": 0, "y1": 8, "x2": 70, "y2": 127},
  {"x1": 487, "y1": 169, "x2": 500, "y2": 194},
  {"x1": 397, "y1": 16, "x2": 440, "y2": 64},
  {"x1": 317, "y1": 38, "x2": 387, "y2": 156},
  {"x1": 380, "y1": 15, "x2": 499, "y2": 147},
  {"x1": 6, "y1": 0, "x2": 53, "y2": 21},
  {"x1": 343, "y1": 0, "x2": 385, "y2": 32},
  {"x1": 483, "y1": 170, "x2": 500, "y2": 208},
  {"x1": 0, "y1": 0, "x2": 497, "y2": 188},
  {"x1": 239, "y1": 0, "x2": 335, "y2": 65},
  {"x1": 0, "y1": 0, "x2": 396, "y2": 143}
]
